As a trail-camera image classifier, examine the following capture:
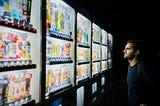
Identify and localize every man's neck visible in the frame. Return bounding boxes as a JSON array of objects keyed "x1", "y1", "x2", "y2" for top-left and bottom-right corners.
[{"x1": 128, "y1": 58, "x2": 140, "y2": 67}]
